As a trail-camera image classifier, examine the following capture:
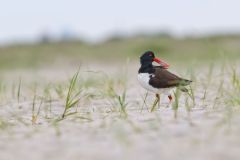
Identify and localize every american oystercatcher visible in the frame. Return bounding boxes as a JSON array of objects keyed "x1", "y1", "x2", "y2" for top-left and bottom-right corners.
[{"x1": 138, "y1": 51, "x2": 192, "y2": 111}]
